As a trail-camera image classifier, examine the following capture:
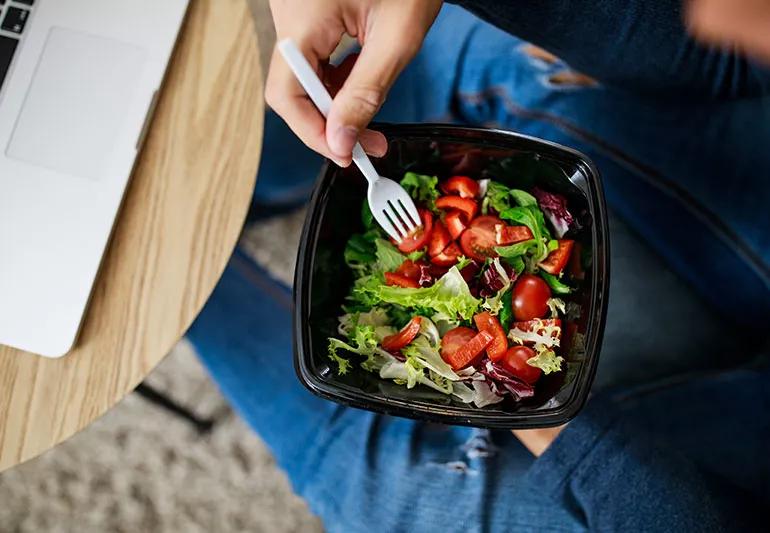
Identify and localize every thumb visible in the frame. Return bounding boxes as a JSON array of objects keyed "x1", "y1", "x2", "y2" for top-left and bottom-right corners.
[{"x1": 325, "y1": 36, "x2": 421, "y2": 159}]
